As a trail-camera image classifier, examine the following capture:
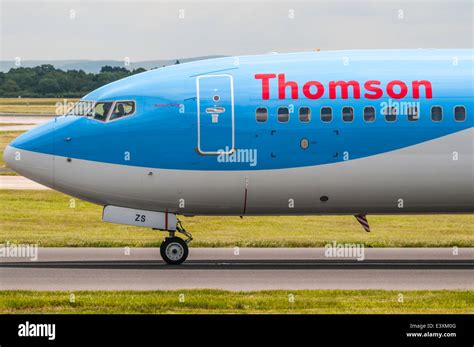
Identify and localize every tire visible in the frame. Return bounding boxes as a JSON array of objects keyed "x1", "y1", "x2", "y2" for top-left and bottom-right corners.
[{"x1": 160, "y1": 237, "x2": 189, "y2": 265}]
